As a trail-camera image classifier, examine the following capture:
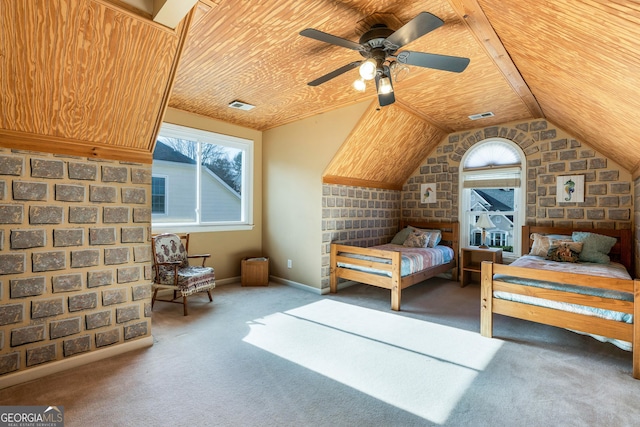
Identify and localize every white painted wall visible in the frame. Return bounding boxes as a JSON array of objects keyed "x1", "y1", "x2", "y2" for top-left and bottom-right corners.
[{"x1": 262, "y1": 101, "x2": 371, "y2": 289}]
